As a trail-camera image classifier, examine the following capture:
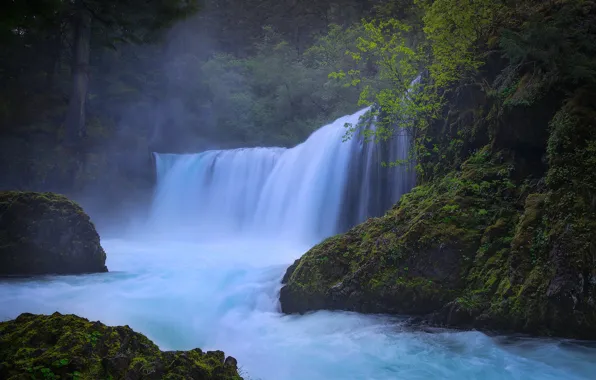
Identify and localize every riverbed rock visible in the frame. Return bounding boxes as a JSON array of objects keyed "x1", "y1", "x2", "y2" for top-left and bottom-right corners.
[
  {"x1": 0, "y1": 191, "x2": 108, "y2": 275},
  {"x1": 0, "y1": 312, "x2": 243, "y2": 380}
]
